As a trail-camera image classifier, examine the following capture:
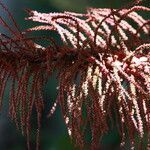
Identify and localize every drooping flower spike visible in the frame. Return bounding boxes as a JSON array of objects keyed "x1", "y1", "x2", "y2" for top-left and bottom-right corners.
[{"x1": 0, "y1": 0, "x2": 149, "y2": 149}]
